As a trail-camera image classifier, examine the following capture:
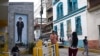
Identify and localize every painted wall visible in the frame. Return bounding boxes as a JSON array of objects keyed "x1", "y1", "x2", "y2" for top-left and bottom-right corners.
[
  {"x1": 53, "y1": 0, "x2": 87, "y2": 21},
  {"x1": 87, "y1": 9, "x2": 100, "y2": 40},
  {"x1": 8, "y1": 2, "x2": 34, "y2": 48},
  {"x1": 87, "y1": 9, "x2": 100, "y2": 48},
  {"x1": 54, "y1": 11, "x2": 87, "y2": 47},
  {"x1": 78, "y1": 0, "x2": 87, "y2": 9},
  {"x1": 14, "y1": 14, "x2": 28, "y2": 44},
  {"x1": 53, "y1": 0, "x2": 67, "y2": 21},
  {"x1": 54, "y1": 11, "x2": 87, "y2": 40},
  {"x1": 53, "y1": 0, "x2": 87, "y2": 47}
]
